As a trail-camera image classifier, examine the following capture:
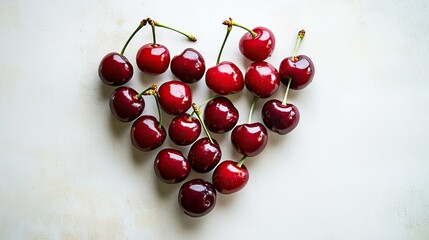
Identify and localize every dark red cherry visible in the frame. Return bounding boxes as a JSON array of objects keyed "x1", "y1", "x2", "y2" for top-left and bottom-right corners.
[
  {"x1": 178, "y1": 179, "x2": 216, "y2": 217},
  {"x1": 109, "y1": 87, "x2": 145, "y2": 122},
  {"x1": 279, "y1": 55, "x2": 315, "y2": 90},
  {"x1": 154, "y1": 148, "x2": 190, "y2": 184},
  {"x1": 231, "y1": 123, "x2": 268, "y2": 157},
  {"x1": 261, "y1": 99, "x2": 300, "y2": 135},
  {"x1": 169, "y1": 113, "x2": 201, "y2": 146},
  {"x1": 136, "y1": 43, "x2": 170, "y2": 75},
  {"x1": 245, "y1": 61, "x2": 280, "y2": 98},
  {"x1": 131, "y1": 115, "x2": 166, "y2": 151},
  {"x1": 239, "y1": 26, "x2": 275, "y2": 62},
  {"x1": 98, "y1": 52, "x2": 133, "y2": 86},
  {"x1": 158, "y1": 80, "x2": 192, "y2": 115},
  {"x1": 203, "y1": 97, "x2": 239, "y2": 133},
  {"x1": 171, "y1": 48, "x2": 206, "y2": 83},
  {"x1": 205, "y1": 61, "x2": 244, "y2": 95},
  {"x1": 212, "y1": 160, "x2": 249, "y2": 194},
  {"x1": 188, "y1": 138, "x2": 221, "y2": 173}
]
